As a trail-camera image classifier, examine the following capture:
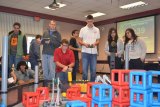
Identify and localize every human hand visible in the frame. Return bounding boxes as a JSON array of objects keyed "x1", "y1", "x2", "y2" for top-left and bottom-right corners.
[
  {"x1": 92, "y1": 43, "x2": 97, "y2": 48},
  {"x1": 140, "y1": 58, "x2": 144, "y2": 62},
  {"x1": 68, "y1": 67, "x2": 73, "y2": 72},
  {"x1": 115, "y1": 53, "x2": 118, "y2": 57},
  {"x1": 45, "y1": 40, "x2": 50, "y2": 44},
  {"x1": 62, "y1": 66, "x2": 68, "y2": 72},
  {"x1": 84, "y1": 43, "x2": 90, "y2": 48},
  {"x1": 77, "y1": 48, "x2": 81, "y2": 52},
  {"x1": 18, "y1": 80, "x2": 26, "y2": 85}
]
